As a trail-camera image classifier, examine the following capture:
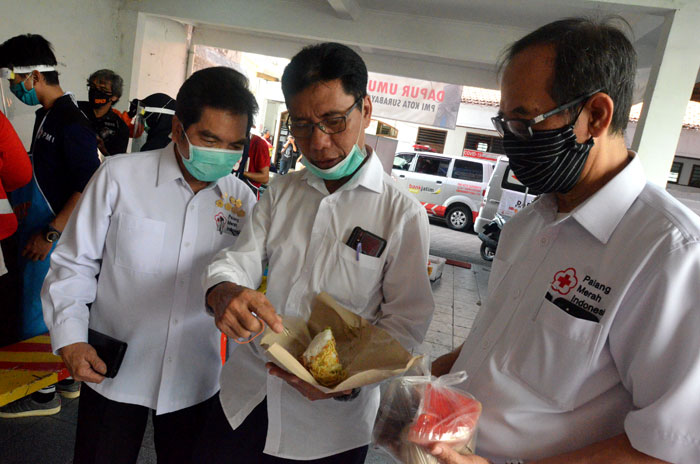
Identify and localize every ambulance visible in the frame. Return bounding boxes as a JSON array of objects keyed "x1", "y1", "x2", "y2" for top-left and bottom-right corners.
[{"x1": 392, "y1": 149, "x2": 497, "y2": 232}]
